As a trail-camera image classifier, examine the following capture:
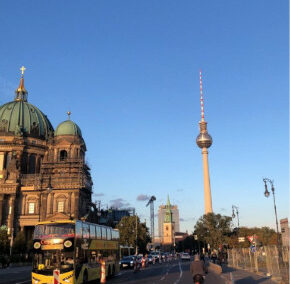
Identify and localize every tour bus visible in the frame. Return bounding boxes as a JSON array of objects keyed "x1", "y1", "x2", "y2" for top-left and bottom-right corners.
[{"x1": 31, "y1": 220, "x2": 120, "y2": 284}]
